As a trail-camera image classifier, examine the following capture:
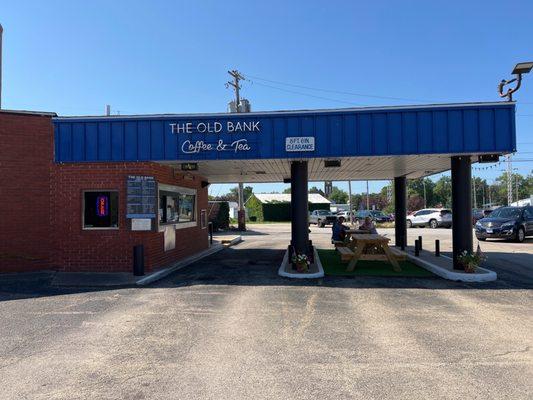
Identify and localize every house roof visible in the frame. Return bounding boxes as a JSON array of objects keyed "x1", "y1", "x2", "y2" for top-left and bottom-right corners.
[{"x1": 253, "y1": 193, "x2": 330, "y2": 204}]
